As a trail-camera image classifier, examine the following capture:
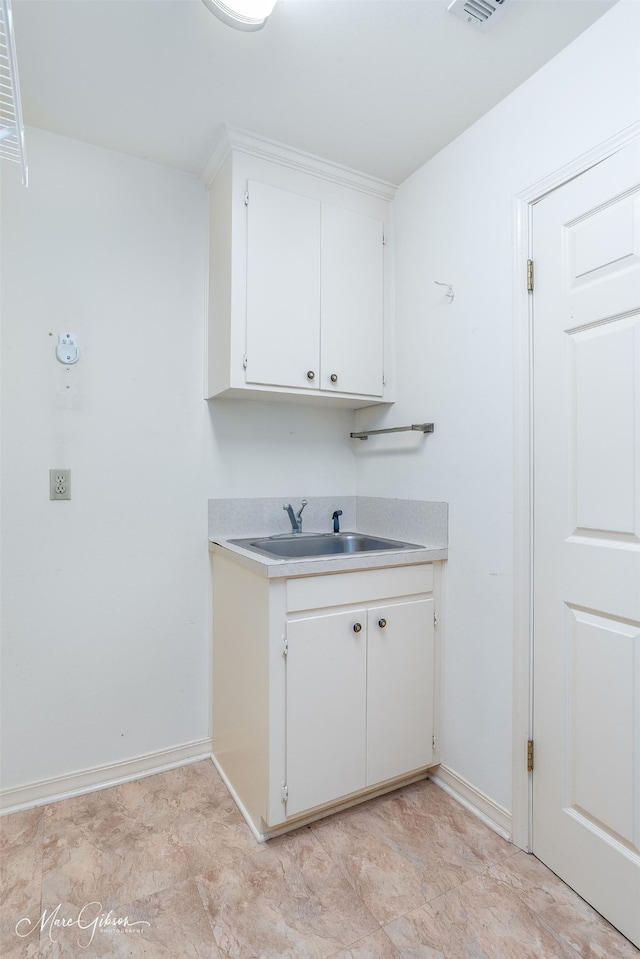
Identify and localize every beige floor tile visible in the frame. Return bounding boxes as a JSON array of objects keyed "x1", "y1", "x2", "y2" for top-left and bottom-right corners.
[
  {"x1": 401, "y1": 780, "x2": 516, "y2": 868},
  {"x1": 328, "y1": 928, "x2": 402, "y2": 958},
  {"x1": 1, "y1": 807, "x2": 44, "y2": 959},
  {"x1": 2, "y1": 766, "x2": 637, "y2": 959},
  {"x1": 109, "y1": 761, "x2": 245, "y2": 828},
  {"x1": 197, "y1": 827, "x2": 379, "y2": 958},
  {"x1": 41, "y1": 790, "x2": 190, "y2": 908},
  {"x1": 384, "y1": 869, "x2": 582, "y2": 959},
  {"x1": 0, "y1": 933, "x2": 41, "y2": 959},
  {"x1": 38, "y1": 761, "x2": 257, "y2": 913},
  {"x1": 489, "y1": 852, "x2": 640, "y2": 959},
  {"x1": 36, "y1": 880, "x2": 221, "y2": 959},
  {"x1": 110, "y1": 761, "x2": 260, "y2": 871},
  {"x1": 1, "y1": 806, "x2": 45, "y2": 850},
  {"x1": 312, "y1": 780, "x2": 515, "y2": 924}
]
